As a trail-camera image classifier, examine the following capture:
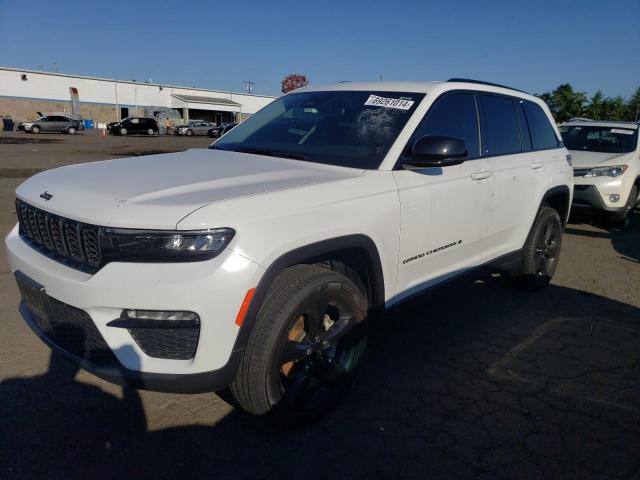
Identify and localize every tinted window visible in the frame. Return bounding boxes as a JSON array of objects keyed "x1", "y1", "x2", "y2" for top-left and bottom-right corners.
[
  {"x1": 523, "y1": 101, "x2": 559, "y2": 150},
  {"x1": 479, "y1": 94, "x2": 521, "y2": 156},
  {"x1": 516, "y1": 101, "x2": 532, "y2": 151},
  {"x1": 410, "y1": 92, "x2": 480, "y2": 158}
]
